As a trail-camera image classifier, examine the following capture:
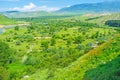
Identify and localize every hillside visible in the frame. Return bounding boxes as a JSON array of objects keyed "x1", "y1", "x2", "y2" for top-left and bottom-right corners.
[
  {"x1": 0, "y1": 14, "x2": 16, "y2": 25},
  {"x1": 21, "y1": 34, "x2": 120, "y2": 80},
  {"x1": 3, "y1": 11, "x2": 51, "y2": 18},
  {"x1": 84, "y1": 13, "x2": 120, "y2": 24},
  {"x1": 58, "y1": 1, "x2": 120, "y2": 13},
  {"x1": 84, "y1": 56, "x2": 120, "y2": 80},
  {"x1": 3, "y1": 11, "x2": 83, "y2": 18}
]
